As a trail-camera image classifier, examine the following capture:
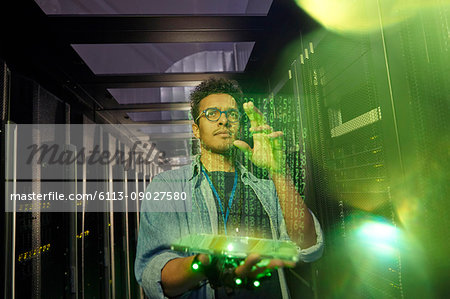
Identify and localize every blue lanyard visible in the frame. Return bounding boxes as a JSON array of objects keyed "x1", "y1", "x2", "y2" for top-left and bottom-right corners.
[{"x1": 201, "y1": 165, "x2": 238, "y2": 235}]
